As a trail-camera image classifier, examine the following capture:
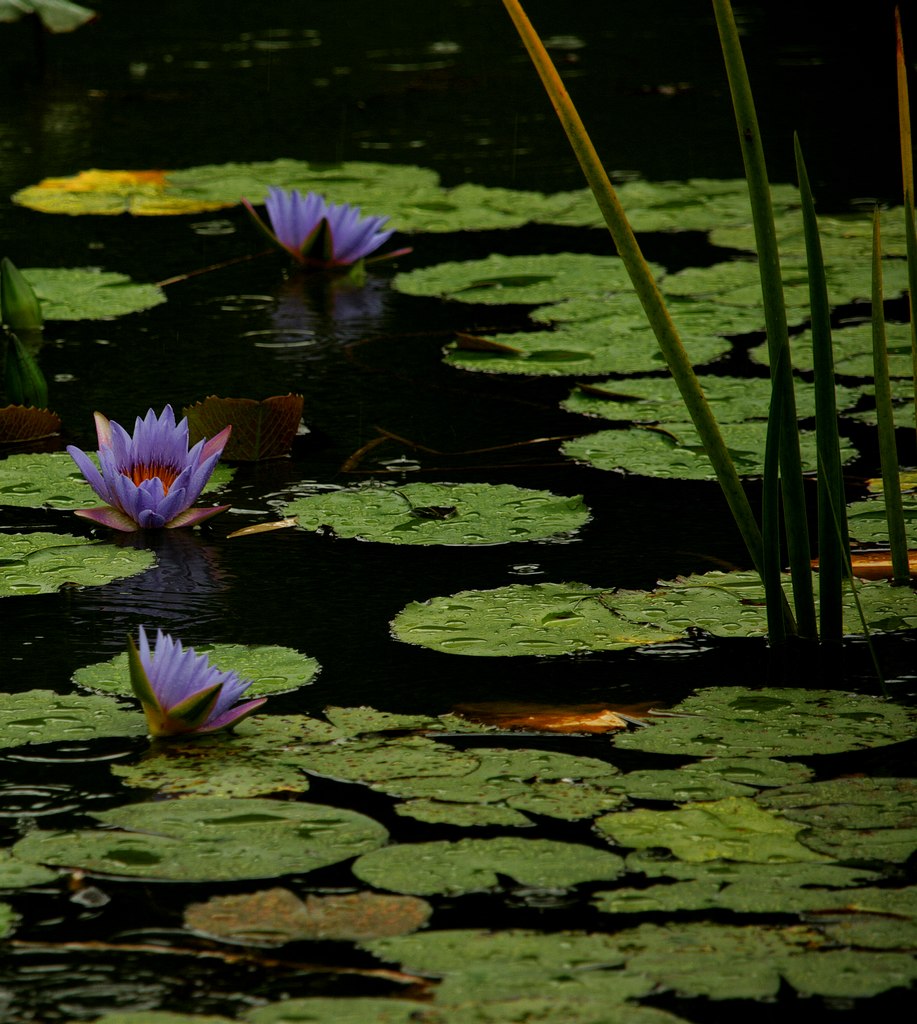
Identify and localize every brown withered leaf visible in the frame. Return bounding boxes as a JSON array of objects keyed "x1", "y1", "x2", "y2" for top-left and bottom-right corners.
[
  {"x1": 812, "y1": 551, "x2": 917, "y2": 580},
  {"x1": 185, "y1": 394, "x2": 303, "y2": 461},
  {"x1": 452, "y1": 331, "x2": 524, "y2": 355},
  {"x1": 184, "y1": 888, "x2": 431, "y2": 946},
  {"x1": 453, "y1": 701, "x2": 665, "y2": 734},
  {"x1": 0, "y1": 406, "x2": 62, "y2": 443}
]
